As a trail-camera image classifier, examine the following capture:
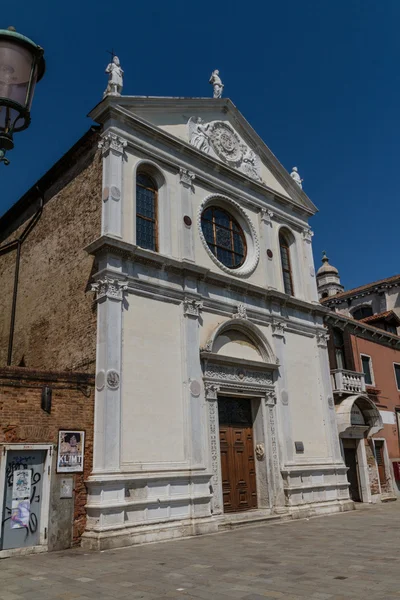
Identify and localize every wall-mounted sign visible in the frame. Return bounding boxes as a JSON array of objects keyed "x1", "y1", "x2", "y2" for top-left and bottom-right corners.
[{"x1": 57, "y1": 430, "x2": 85, "y2": 473}]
